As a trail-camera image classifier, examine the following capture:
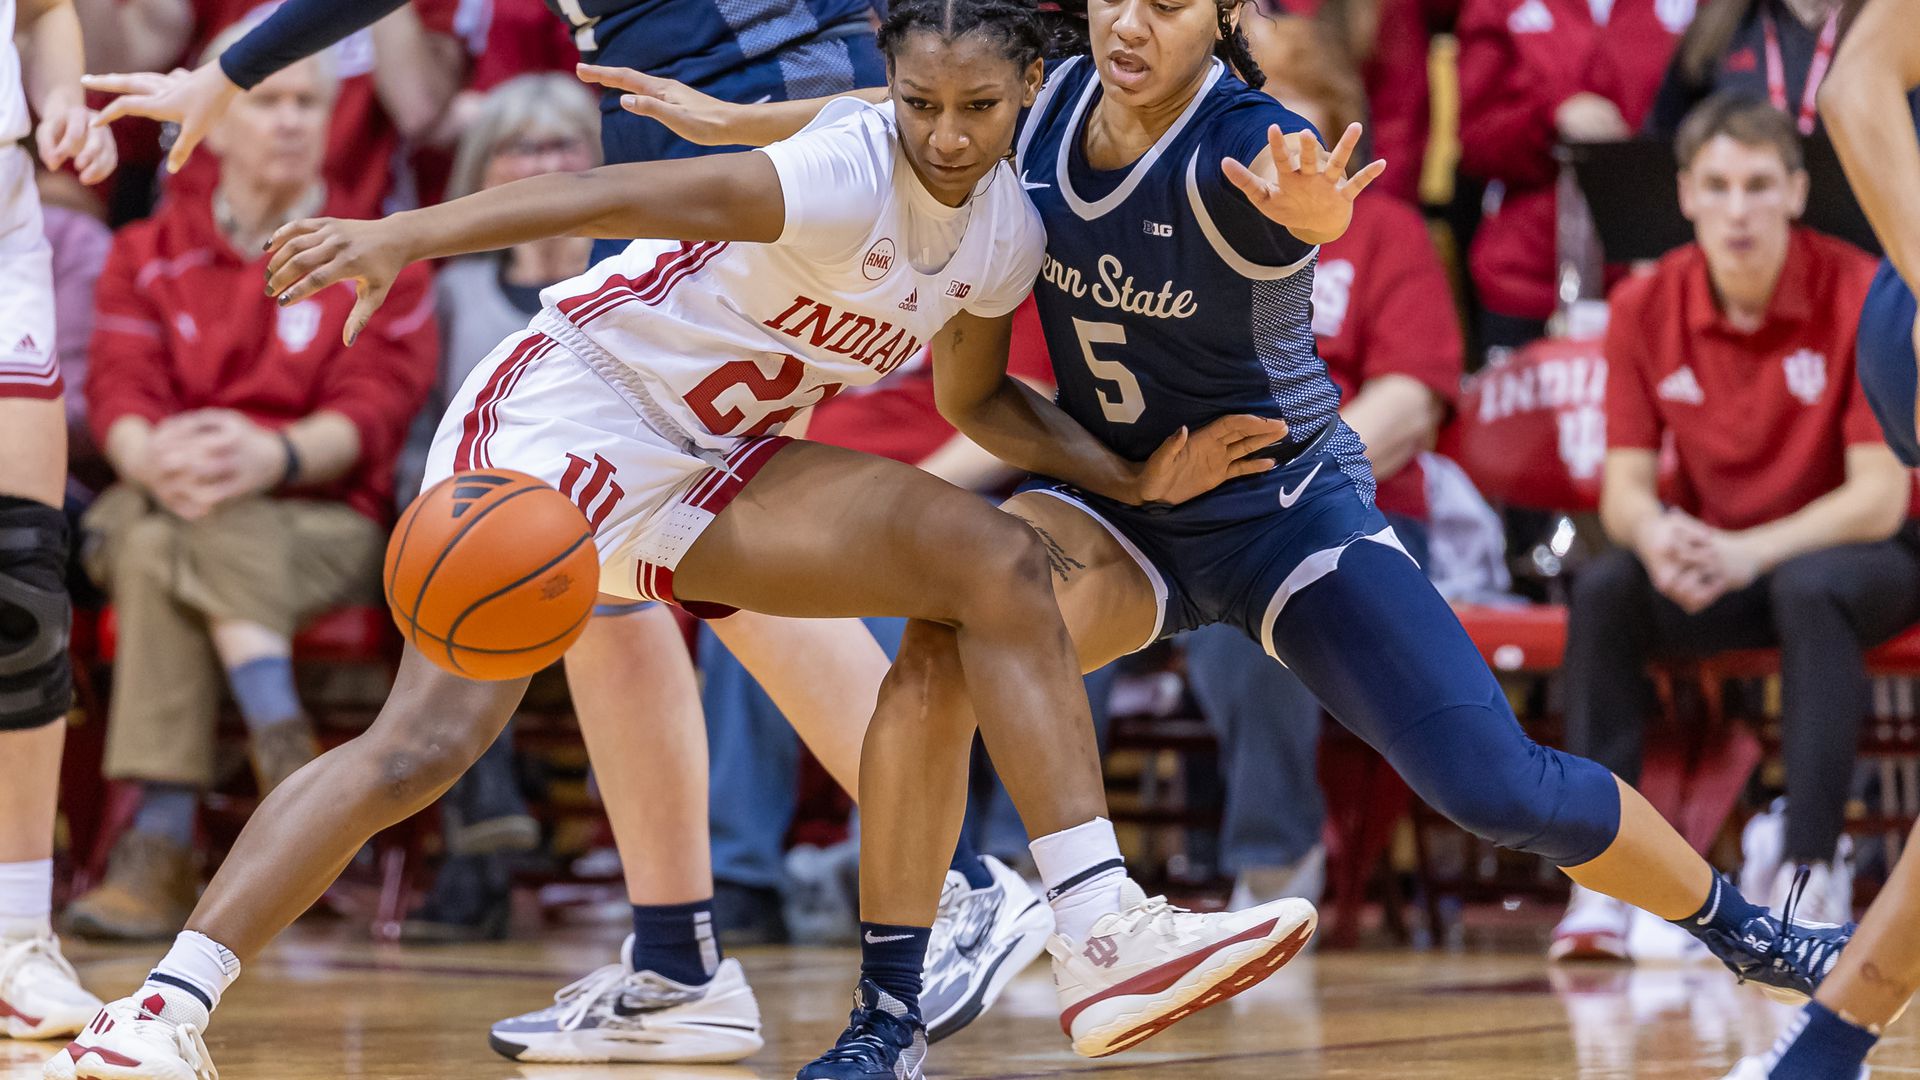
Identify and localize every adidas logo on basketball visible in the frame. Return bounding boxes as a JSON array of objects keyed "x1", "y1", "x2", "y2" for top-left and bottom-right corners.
[{"x1": 449, "y1": 473, "x2": 513, "y2": 517}]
